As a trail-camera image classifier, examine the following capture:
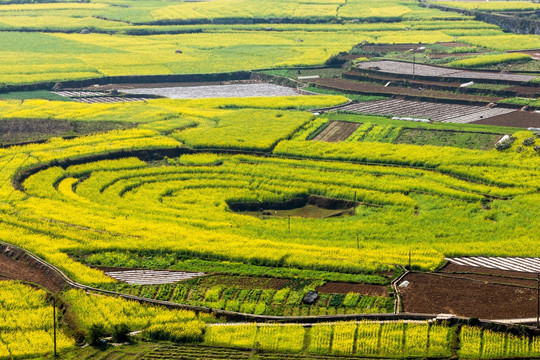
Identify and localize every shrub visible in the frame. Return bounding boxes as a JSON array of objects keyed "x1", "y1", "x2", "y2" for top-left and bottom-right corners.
[
  {"x1": 142, "y1": 320, "x2": 205, "y2": 343},
  {"x1": 88, "y1": 323, "x2": 106, "y2": 346},
  {"x1": 494, "y1": 136, "x2": 515, "y2": 151},
  {"x1": 522, "y1": 137, "x2": 535, "y2": 146},
  {"x1": 111, "y1": 323, "x2": 130, "y2": 343},
  {"x1": 325, "y1": 52, "x2": 348, "y2": 66}
]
